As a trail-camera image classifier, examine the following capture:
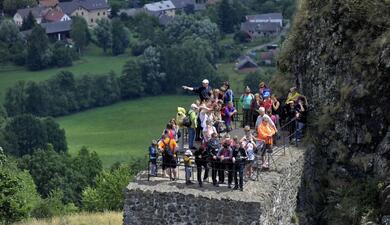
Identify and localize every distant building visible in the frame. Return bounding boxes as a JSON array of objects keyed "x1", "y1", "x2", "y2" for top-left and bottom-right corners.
[
  {"x1": 59, "y1": 0, "x2": 110, "y2": 27},
  {"x1": 240, "y1": 13, "x2": 283, "y2": 39},
  {"x1": 41, "y1": 20, "x2": 72, "y2": 40},
  {"x1": 14, "y1": 7, "x2": 45, "y2": 26},
  {"x1": 43, "y1": 8, "x2": 71, "y2": 23},
  {"x1": 144, "y1": 1, "x2": 176, "y2": 17},
  {"x1": 39, "y1": 0, "x2": 59, "y2": 8},
  {"x1": 235, "y1": 56, "x2": 258, "y2": 72},
  {"x1": 246, "y1": 13, "x2": 283, "y2": 27},
  {"x1": 170, "y1": 0, "x2": 205, "y2": 11}
]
